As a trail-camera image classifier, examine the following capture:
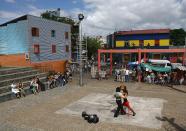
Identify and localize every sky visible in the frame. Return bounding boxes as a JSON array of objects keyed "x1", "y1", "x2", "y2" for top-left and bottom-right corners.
[{"x1": 0, "y1": 0, "x2": 186, "y2": 36}]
